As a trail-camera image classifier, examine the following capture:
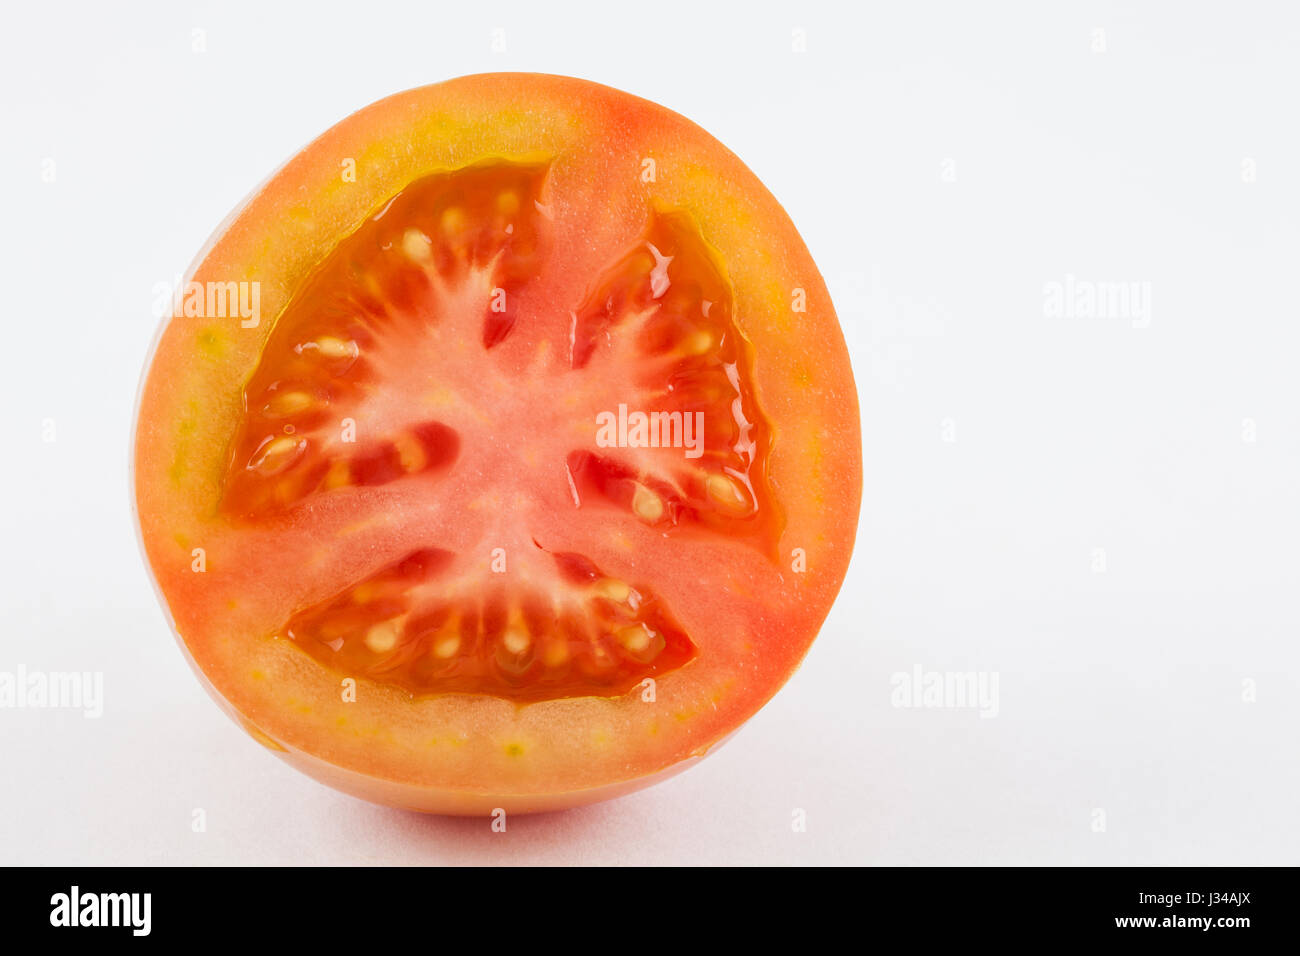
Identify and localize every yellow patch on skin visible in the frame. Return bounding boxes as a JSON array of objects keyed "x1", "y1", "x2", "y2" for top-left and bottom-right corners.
[
  {"x1": 504, "y1": 742, "x2": 526, "y2": 758},
  {"x1": 196, "y1": 328, "x2": 227, "y2": 357},
  {"x1": 167, "y1": 402, "x2": 202, "y2": 485},
  {"x1": 240, "y1": 719, "x2": 286, "y2": 752},
  {"x1": 251, "y1": 670, "x2": 266, "y2": 681},
  {"x1": 172, "y1": 532, "x2": 190, "y2": 549},
  {"x1": 656, "y1": 159, "x2": 786, "y2": 323}
]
